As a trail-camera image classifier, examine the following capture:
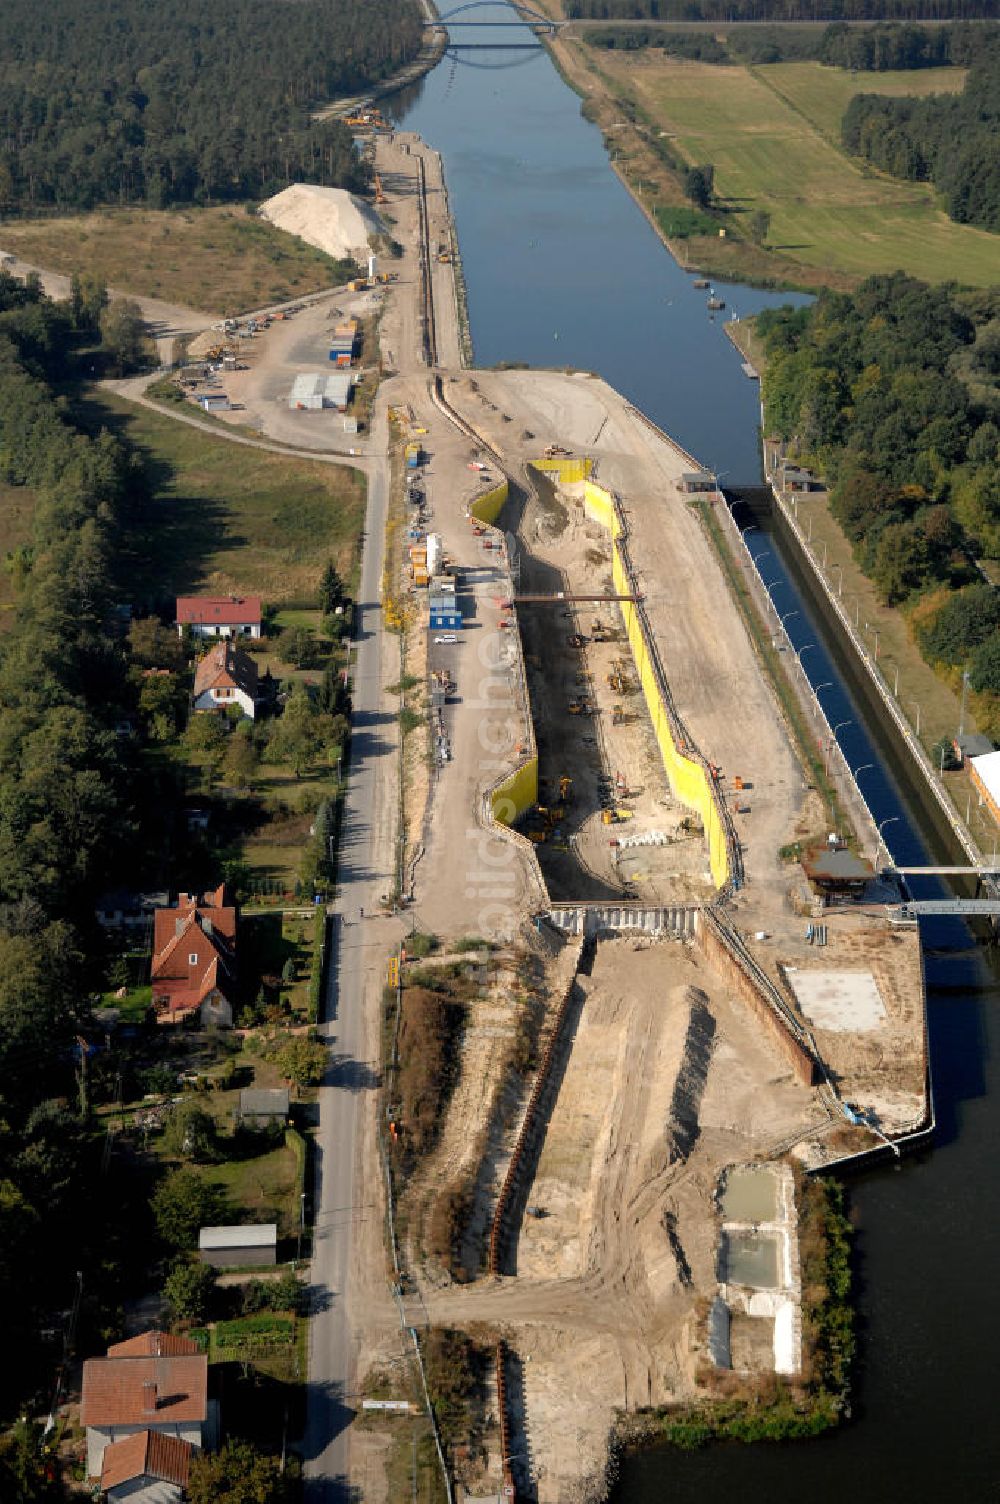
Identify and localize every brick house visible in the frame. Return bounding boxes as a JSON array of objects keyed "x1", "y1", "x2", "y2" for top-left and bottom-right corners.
[
  {"x1": 151, "y1": 885, "x2": 237, "y2": 1027},
  {"x1": 81, "y1": 1331, "x2": 213, "y2": 1481}
]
